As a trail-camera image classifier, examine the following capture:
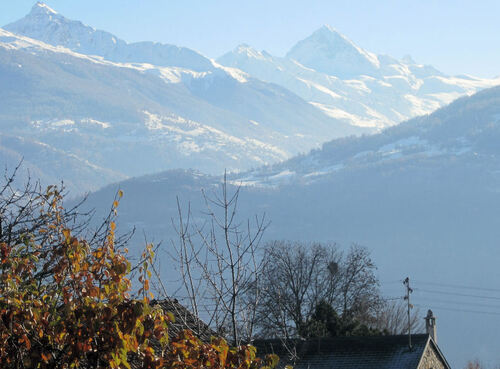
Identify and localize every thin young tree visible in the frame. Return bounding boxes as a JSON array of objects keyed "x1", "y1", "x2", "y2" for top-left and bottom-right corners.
[{"x1": 171, "y1": 173, "x2": 269, "y2": 344}]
